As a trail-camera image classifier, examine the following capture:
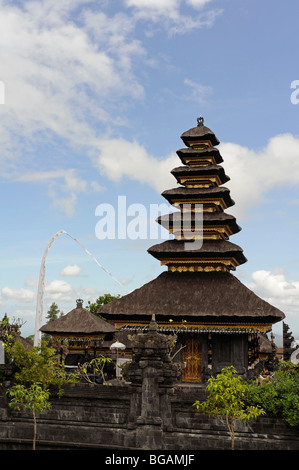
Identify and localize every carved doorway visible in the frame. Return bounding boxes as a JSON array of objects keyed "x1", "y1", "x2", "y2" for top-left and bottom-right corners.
[{"x1": 182, "y1": 334, "x2": 202, "y2": 382}]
